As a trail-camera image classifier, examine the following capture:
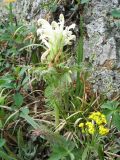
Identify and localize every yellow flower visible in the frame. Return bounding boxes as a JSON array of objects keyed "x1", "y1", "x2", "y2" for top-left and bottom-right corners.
[
  {"x1": 79, "y1": 123, "x2": 85, "y2": 133},
  {"x1": 89, "y1": 112, "x2": 107, "y2": 125},
  {"x1": 86, "y1": 122, "x2": 95, "y2": 135},
  {"x1": 3, "y1": 0, "x2": 16, "y2": 3},
  {"x1": 79, "y1": 123, "x2": 84, "y2": 128},
  {"x1": 81, "y1": 129, "x2": 85, "y2": 133},
  {"x1": 99, "y1": 125, "x2": 109, "y2": 135},
  {"x1": 101, "y1": 114, "x2": 107, "y2": 124}
]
